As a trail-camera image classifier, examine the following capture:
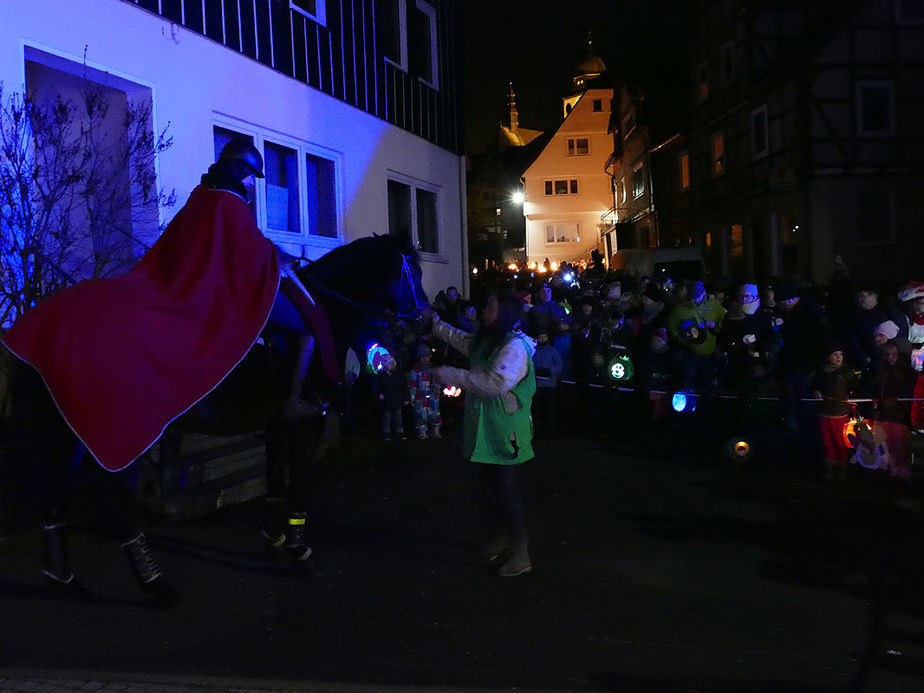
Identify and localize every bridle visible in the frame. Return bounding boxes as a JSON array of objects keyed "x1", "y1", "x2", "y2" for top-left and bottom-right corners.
[{"x1": 299, "y1": 253, "x2": 424, "y2": 320}]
